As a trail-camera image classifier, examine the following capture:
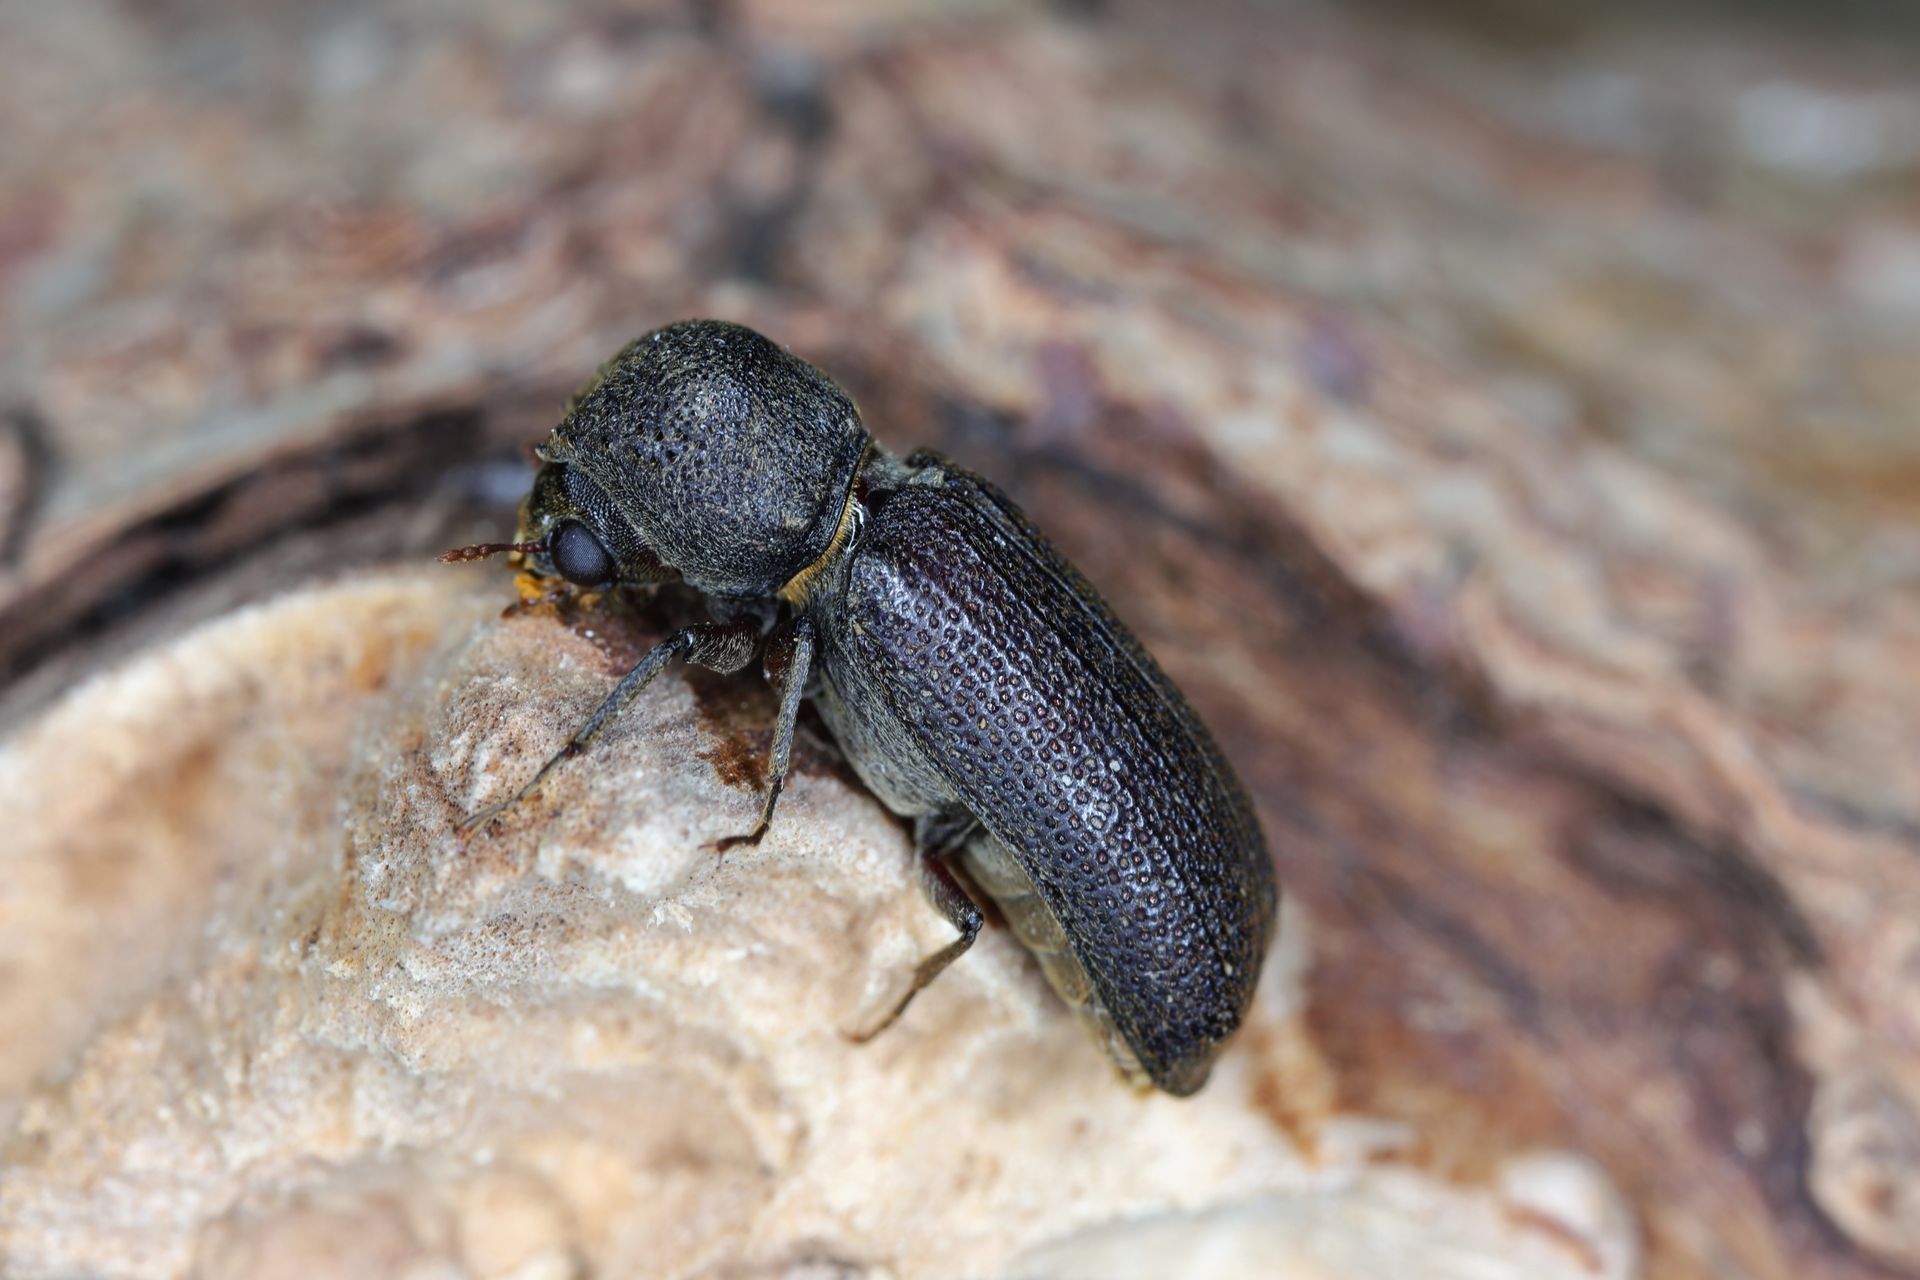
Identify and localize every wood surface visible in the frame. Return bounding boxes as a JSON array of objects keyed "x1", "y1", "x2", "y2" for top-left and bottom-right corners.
[{"x1": 3, "y1": 2, "x2": 1919, "y2": 1276}]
